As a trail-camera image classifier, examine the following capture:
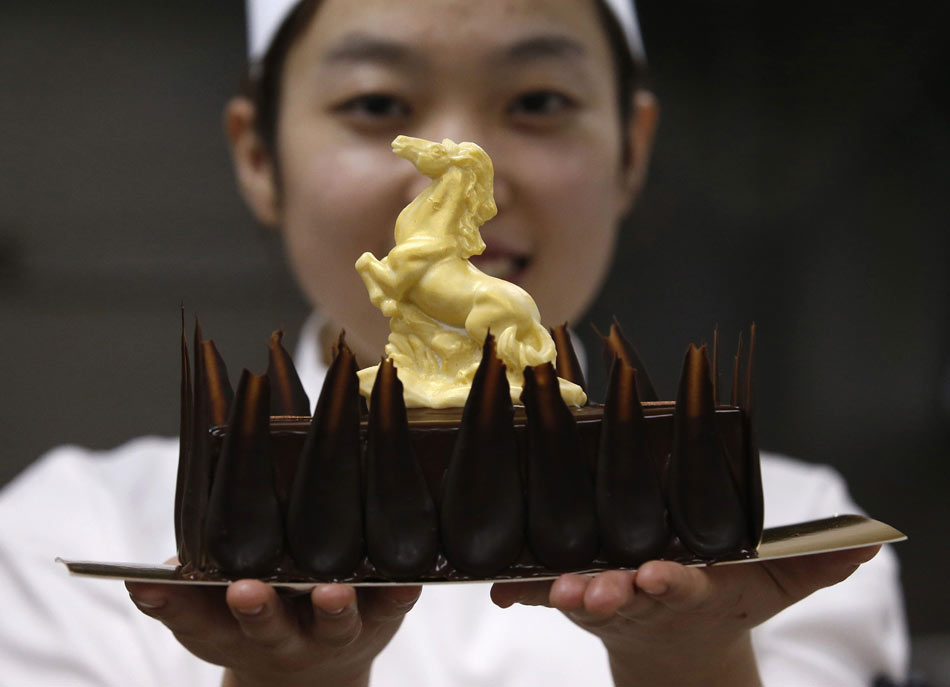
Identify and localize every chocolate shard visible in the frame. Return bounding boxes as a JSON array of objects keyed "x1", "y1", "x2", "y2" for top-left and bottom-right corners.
[
  {"x1": 267, "y1": 330, "x2": 311, "y2": 416},
  {"x1": 332, "y1": 331, "x2": 367, "y2": 417},
  {"x1": 175, "y1": 310, "x2": 193, "y2": 563},
  {"x1": 550, "y1": 323, "x2": 587, "y2": 394},
  {"x1": 330, "y1": 331, "x2": 349, "y2": 362},
  {"x1": 179, "y1": 321, "x2": 231, "y2": 568},
  {"x1": 204, "y1": 370, "x2": 283, "y2": 576},
  {"x1": 286, "y1": 333, "x2": 364, "y2": 576},
  {"x1": 743, "y1": 324, "x2": 764, "y2": 546},
  {"x1": 364, "y1": 359, "x2": 438, "y2": 580},
  {"x1": 522, "y1": 363, "x2": 598, "y2": 571},
  {"x1": 200, "y1": 339, "x2": 233, "y2": 427},
  {"x1": 730, "y1": 333, "x2": 743, "y2": 407},
  {"x1": 441, "y1": 334, "x2": 524, "y2": 576},
  {"x1": 600, "y1": 318, "x2": 659, "y2": 402},
  {"x1": 597, "y1": 357, "x2": 669, "y2": 565},
  {"x1": 669, "y1": 345, "x2": 748, "y2": 557}
]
